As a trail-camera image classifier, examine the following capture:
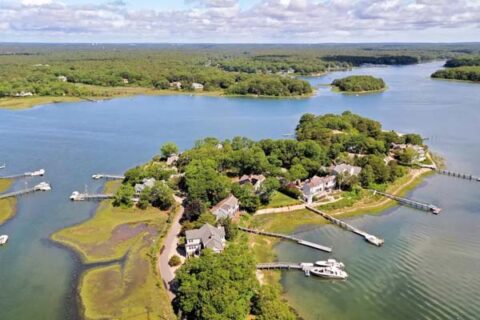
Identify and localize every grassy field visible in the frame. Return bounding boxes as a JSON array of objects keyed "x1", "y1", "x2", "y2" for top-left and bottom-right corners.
[
  {"x1": 51, "y1": 181, "x2": 176, "y2": 320},
  {"x1": 0, "y1": 179, "x2": 16, "y2": 225},
  {"x1": 259, "y1": 191, "x2": 301, "y2": 209}
]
